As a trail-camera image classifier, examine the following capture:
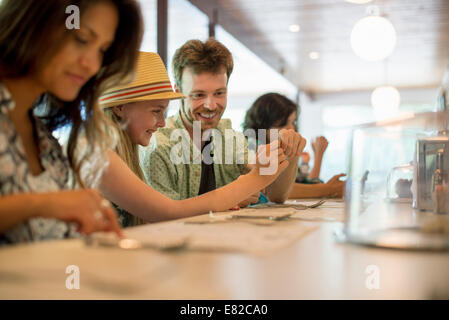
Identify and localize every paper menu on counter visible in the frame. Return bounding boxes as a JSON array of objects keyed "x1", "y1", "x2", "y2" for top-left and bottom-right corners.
[{"x1": 126, "y1": 217, "x2": 318, "y2": 255}]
